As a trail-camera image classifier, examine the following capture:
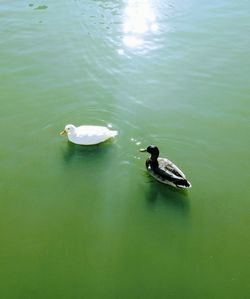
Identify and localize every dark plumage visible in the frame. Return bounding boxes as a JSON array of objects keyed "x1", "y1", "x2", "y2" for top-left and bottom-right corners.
[{"x1": 140, "y1": 145, "x2": 191, "y2": 189}]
